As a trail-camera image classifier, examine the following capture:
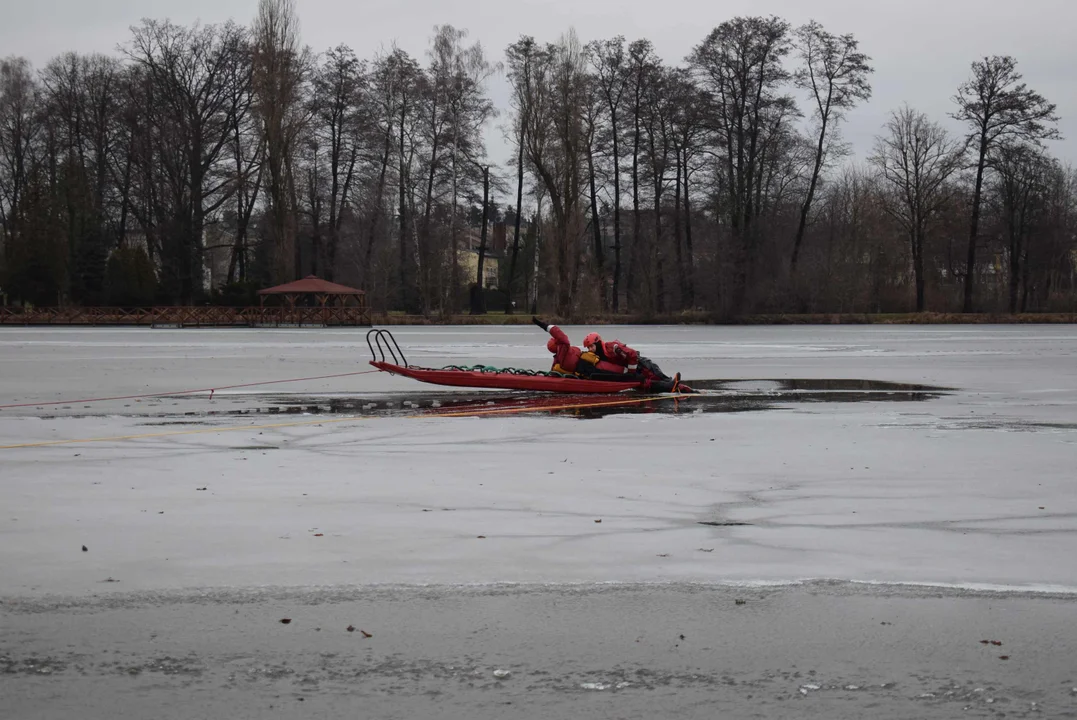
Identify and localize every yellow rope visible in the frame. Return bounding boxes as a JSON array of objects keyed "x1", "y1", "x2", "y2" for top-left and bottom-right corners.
[
  {"x1": 428, "y1": 393, "x2": 692, "y2": 418},
  {"x1": 0, "y1": 393, "x2": 694, "y2": 450}
]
